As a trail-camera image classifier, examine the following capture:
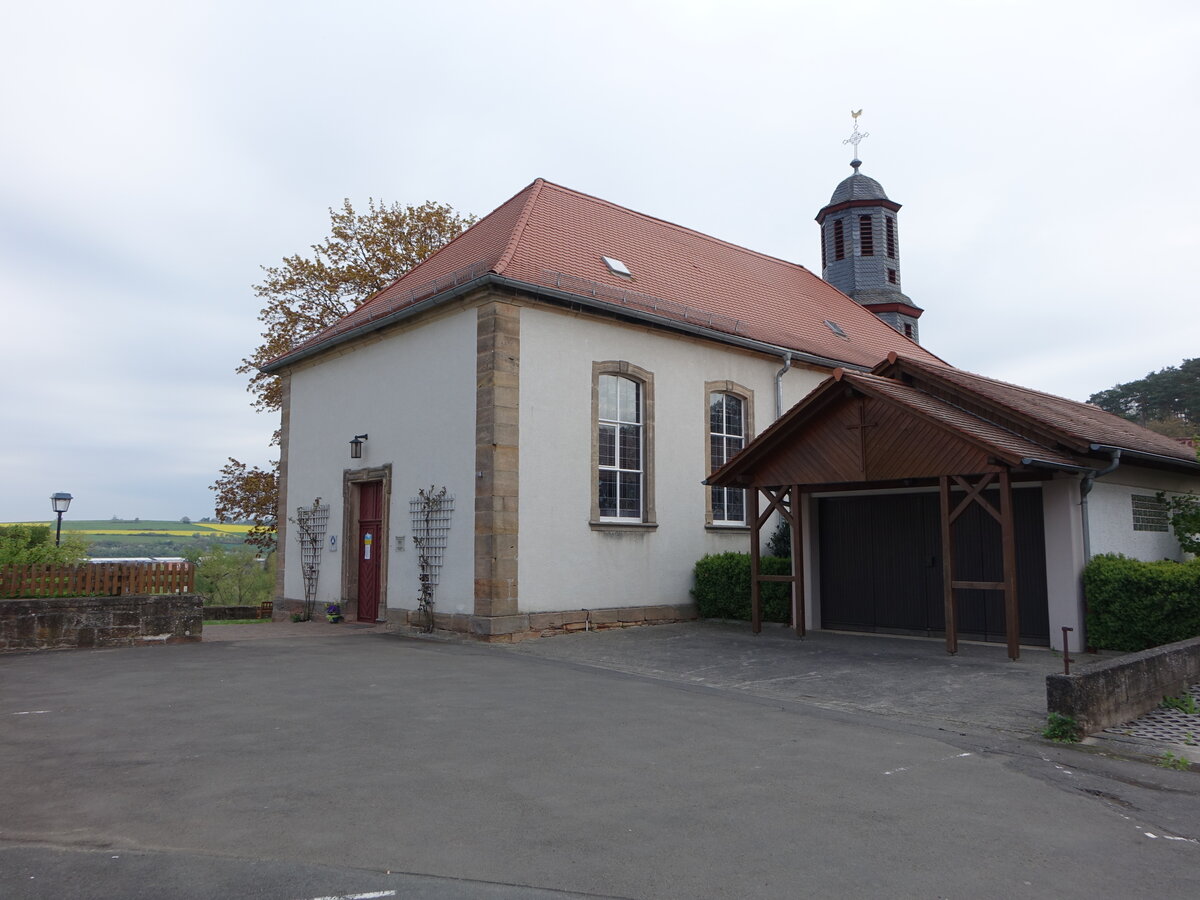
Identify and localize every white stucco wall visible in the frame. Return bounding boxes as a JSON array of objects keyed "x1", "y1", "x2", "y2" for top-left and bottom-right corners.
[
  {"x1": 1042, "y1": 476, "x2": 1086, "y2": 652},
  {"x1": 282, "y1": 306, "x2": 477, "y2": 614},
  {"x1": 1042, "y1": 466, "x2": 1198, "y2": 651},
  {"x1": 1088, "y1": 467, "x2": 1195, "y2": 562},
  {"x1": 517, "y1": 305, "x2": 828, "y2": 613}
]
